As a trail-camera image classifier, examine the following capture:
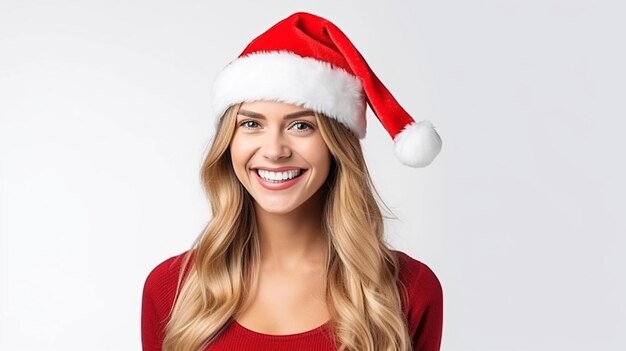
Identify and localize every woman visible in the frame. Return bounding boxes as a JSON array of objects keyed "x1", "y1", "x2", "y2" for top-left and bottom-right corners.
[{"x1": 142, "y1": 12, "x2": 443, "y2": 351}]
